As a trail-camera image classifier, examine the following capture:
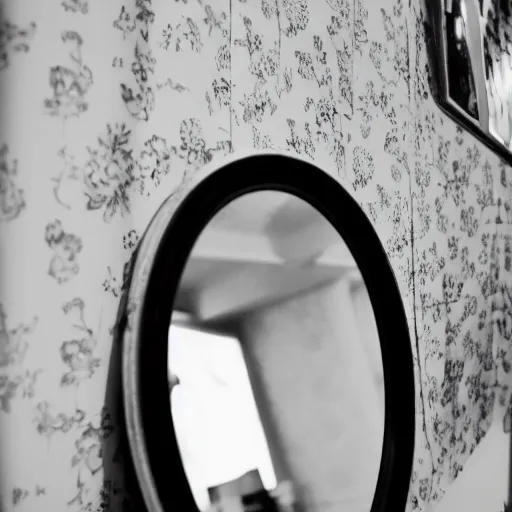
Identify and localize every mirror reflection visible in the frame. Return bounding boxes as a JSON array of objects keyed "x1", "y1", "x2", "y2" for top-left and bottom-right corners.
[{"x1": 168, "y1": 191, "x2": 385, "y2": 512}]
